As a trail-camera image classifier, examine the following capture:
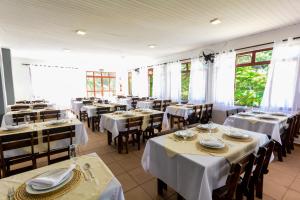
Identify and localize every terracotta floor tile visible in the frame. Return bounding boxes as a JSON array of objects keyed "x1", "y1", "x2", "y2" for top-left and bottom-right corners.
[
  {"x1": 140, "y1": 178, "x2": 176, "y2": 199},
  {"x1": 115, "y1": 156, "x2": 142, "y2": 171},
  {"x1": 264, "y1": 178, "x2": 288, "y2": 199},
  {"x1": 106, "y1": 161, "x2": 126, "y2": 176},
  {"x1": 128, "y1": 166, "x2": 154, "y2": 184},
  {"x1": 290, "y1": 177, "x2": 300, "y2": 193},
  {"x1": 283, "y1": 189, "x2": 300, "y2": 200},
  {"x1": 116, "y1": 173, "x2": 138, "y2": 192},
  {"x1": 125, "y1": 186, "x2": 152, "y2": 200}
]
